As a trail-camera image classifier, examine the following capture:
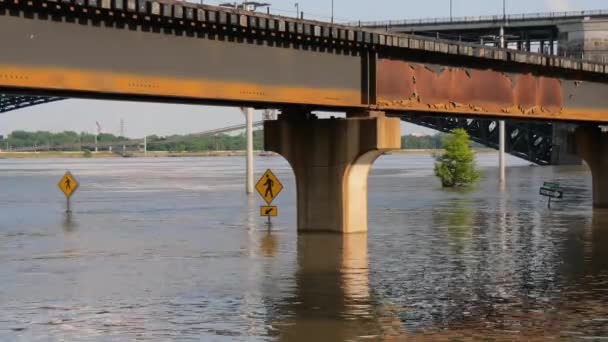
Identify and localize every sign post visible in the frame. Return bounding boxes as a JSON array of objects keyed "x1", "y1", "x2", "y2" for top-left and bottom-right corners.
[
  {"x1": 539, "y1": 182, "x2": 563, "y2": 209},
  {"x1": 255, "y1": 169, "x2": 283, "y2": 226},
  {"x1": 58, "y1": 171, "x2": 79, "y2": 214}
]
